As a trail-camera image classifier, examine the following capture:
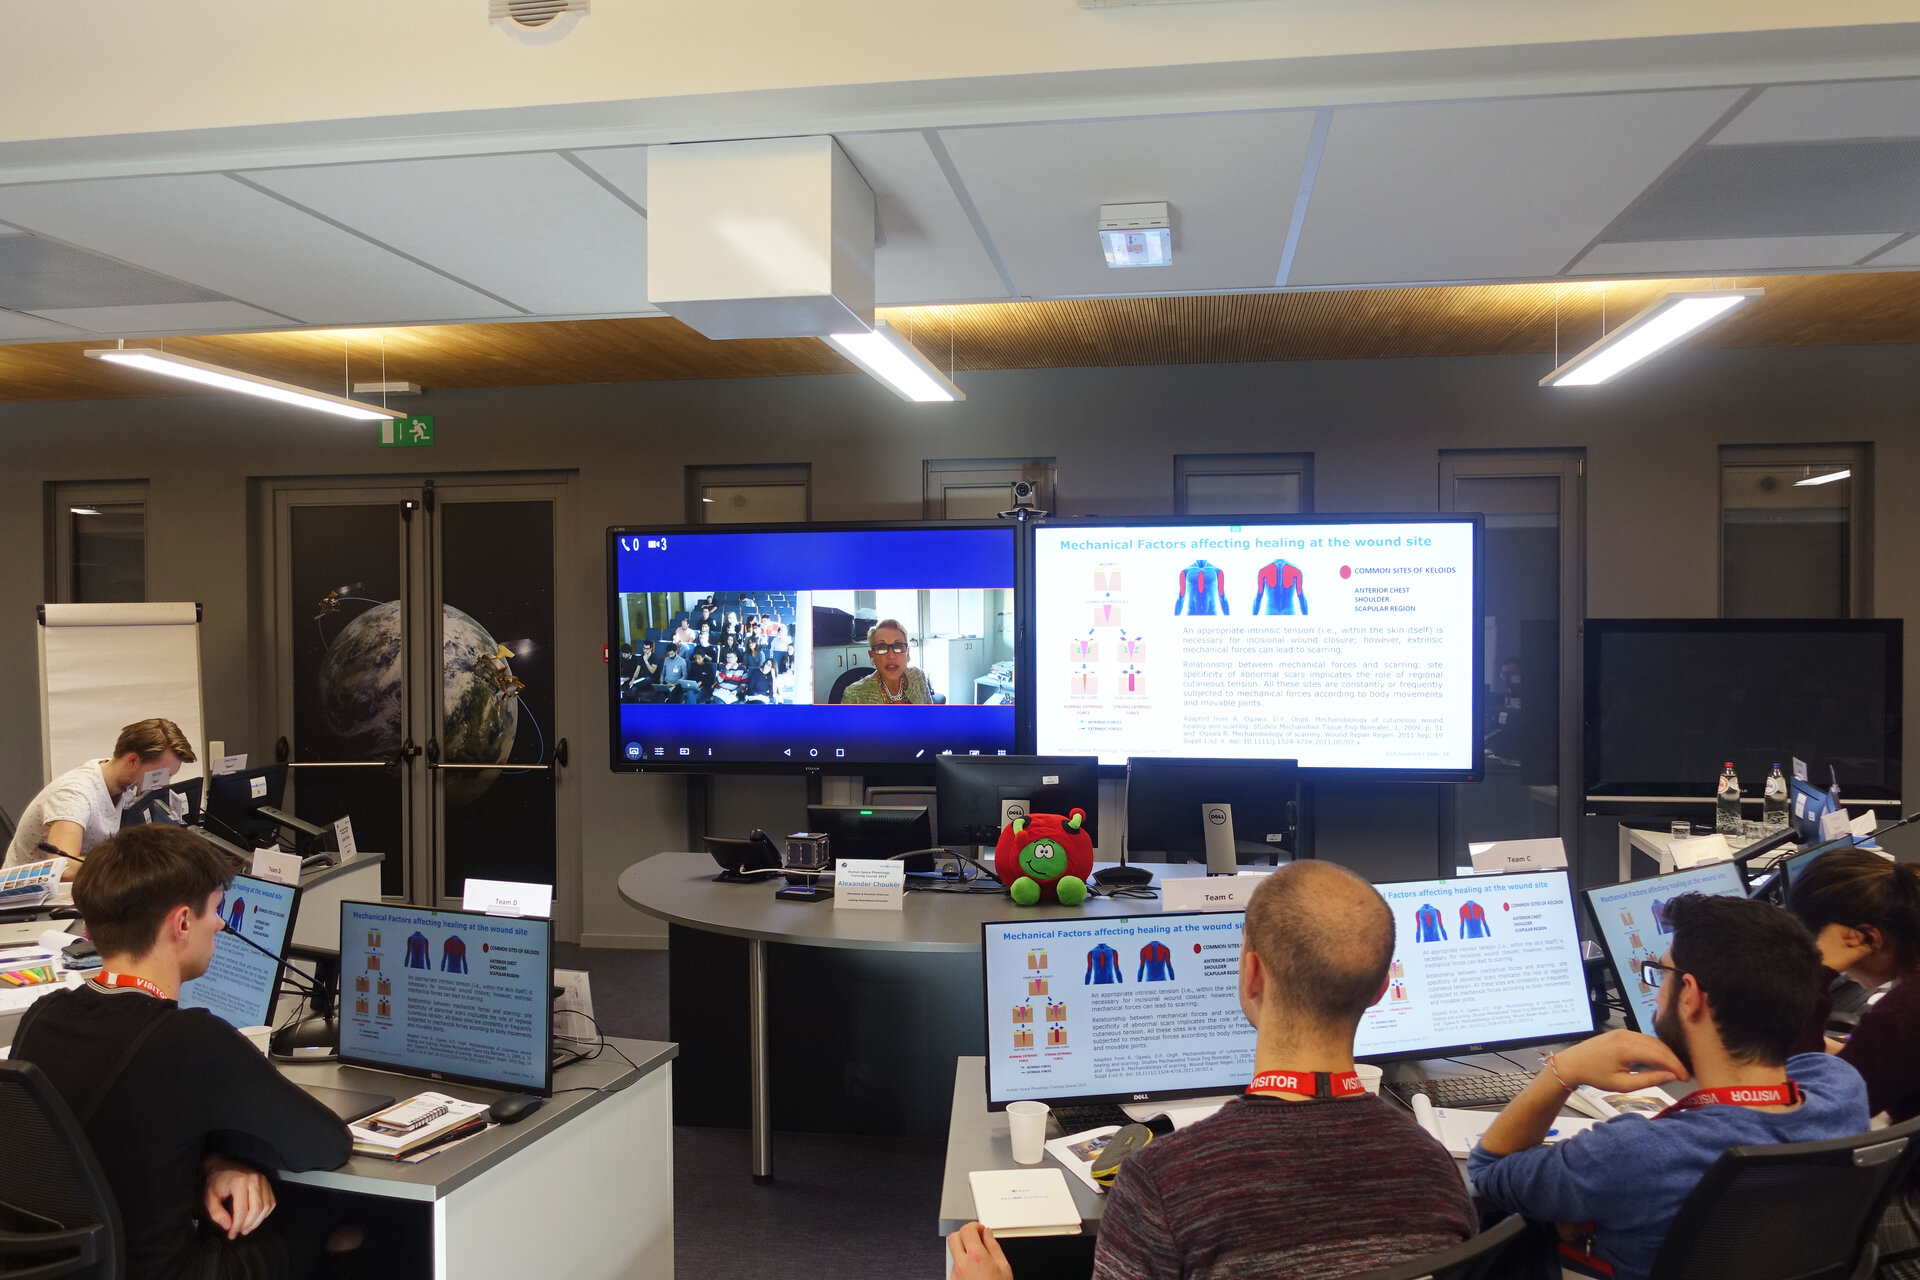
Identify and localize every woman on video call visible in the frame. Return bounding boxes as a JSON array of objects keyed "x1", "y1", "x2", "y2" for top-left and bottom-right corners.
[{"x1": 841, "y1": 619, "x2": 936, "y2": 705}]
